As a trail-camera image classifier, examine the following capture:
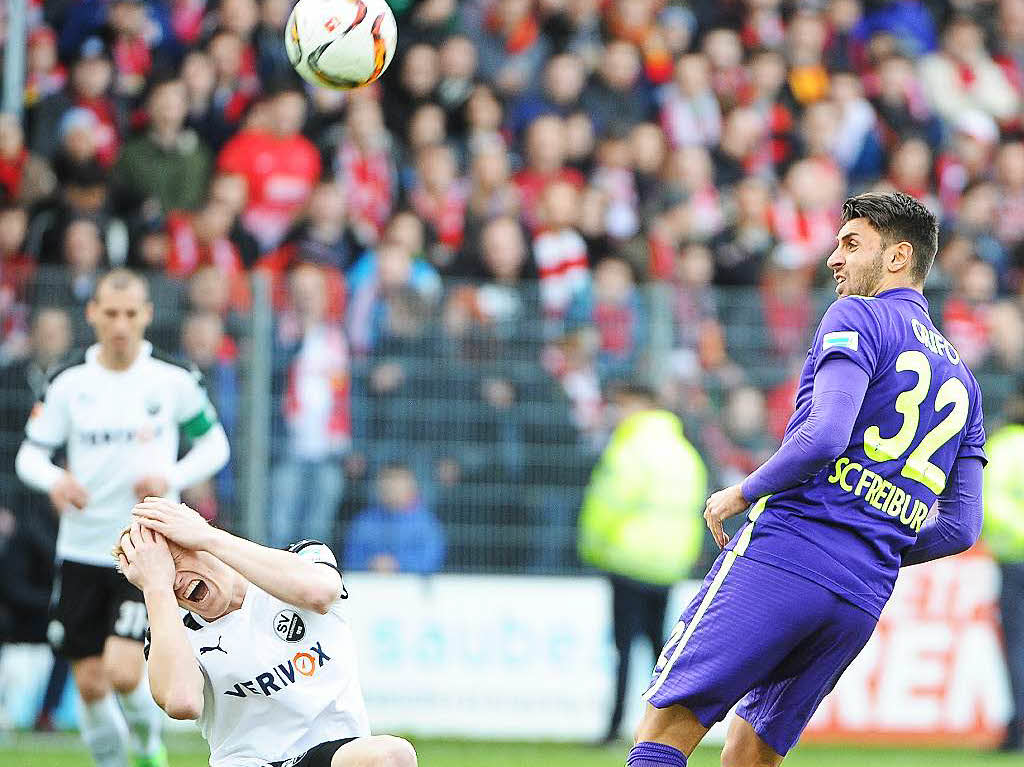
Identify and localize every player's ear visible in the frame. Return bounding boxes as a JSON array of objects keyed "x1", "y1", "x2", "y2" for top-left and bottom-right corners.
[
  {"x1": 888, "y1": 241, "x2": 914, "y2": 274},
  {"x1": 140, "y1": 300, "x2": 154, "y2": 329}
]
